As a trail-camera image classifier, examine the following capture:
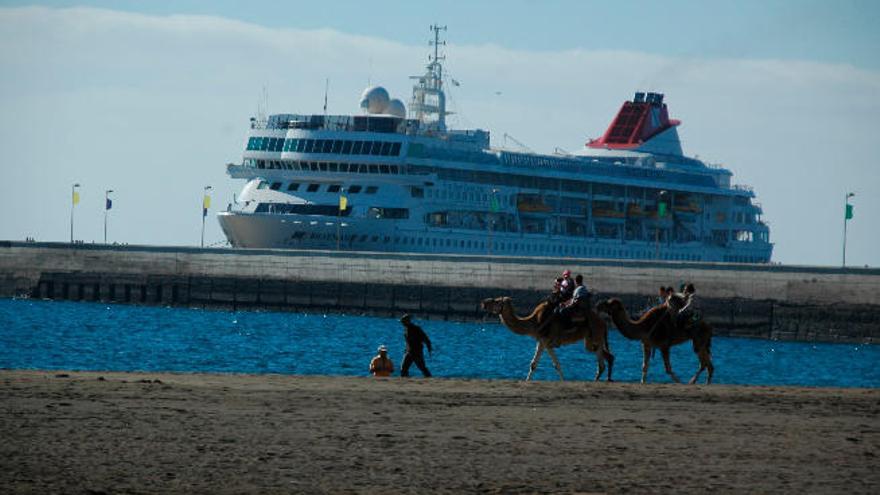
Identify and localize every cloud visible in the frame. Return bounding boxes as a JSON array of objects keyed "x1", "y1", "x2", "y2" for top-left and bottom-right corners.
[{"x1": 1, "y1": 6, "x2": 878, "y2": 266}]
